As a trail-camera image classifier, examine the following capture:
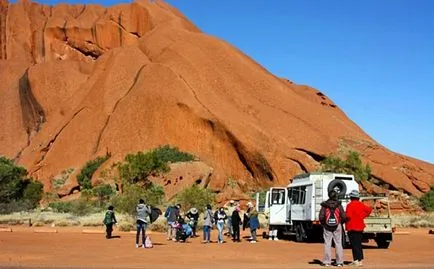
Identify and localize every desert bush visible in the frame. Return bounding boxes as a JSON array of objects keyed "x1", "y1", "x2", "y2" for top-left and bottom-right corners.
[
  {"x1": 112, "y1": 183, "x2": 165, "y2": 216},
  {"x1": 392, "y1": 213, "x2": 434, "y2": 228},
  {"x1": 420, "y1": 187, "x2": 434, "y2": 211},
  {"x1": 319, "y1": 151, "x2": 371, "y2": 182},
  {"x1": 22, "y1": 180, "x2": 43, "y2": 208},
  {"x1": 151, "y1": 145, "x2": 195, "y2": 163},
  {"x1": 149, "y1": 218, "x2": 167, "y2": 232},
  {"x1": 0, "y1": 156, "x2": 44, "y2": 213},
  {"x1": 54, "y1": 219, "x2": 80, "y2": 227},
  {"x1": 49, "y1": 199, "x2": 100, "y2": 216},
  {"x1": 77, "y1": 155, "x2": 109, "y2": 190},
  {"x1": 118, "y1": 145, "x2": 195, "y2": 185},
  {"x1": 175, "y1": 184, "x2": 215, "y2": 212},
  {"x1": 118, "y1": 222, "x2": 134, "y2": 232},
  {"x1": 92, "y1": 184, "x2": 115, "y2": 207}
]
